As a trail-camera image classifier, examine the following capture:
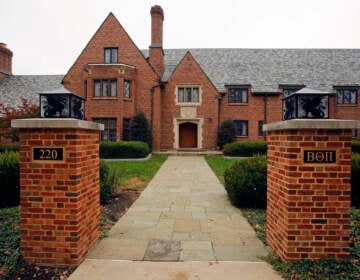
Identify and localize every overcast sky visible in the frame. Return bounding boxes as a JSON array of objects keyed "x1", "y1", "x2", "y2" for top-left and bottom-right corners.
[{"x1": 1, "y1": 0, "x2": 360, "y2": 75}]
